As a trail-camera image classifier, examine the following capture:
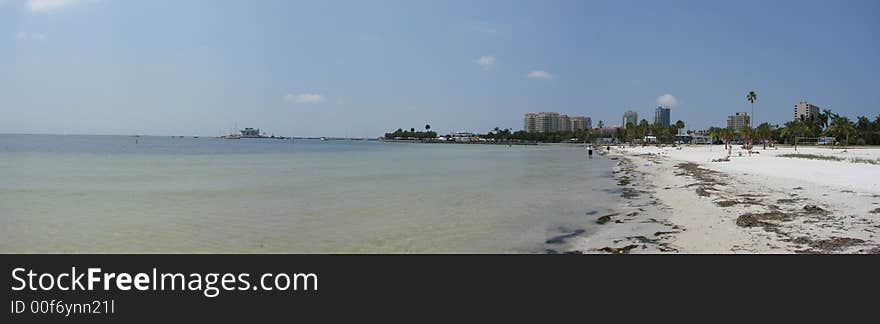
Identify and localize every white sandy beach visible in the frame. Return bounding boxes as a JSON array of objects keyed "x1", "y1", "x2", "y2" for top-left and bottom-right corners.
[{"x1": 573, "y1": 144, "x2": 880, "y2": 254}]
